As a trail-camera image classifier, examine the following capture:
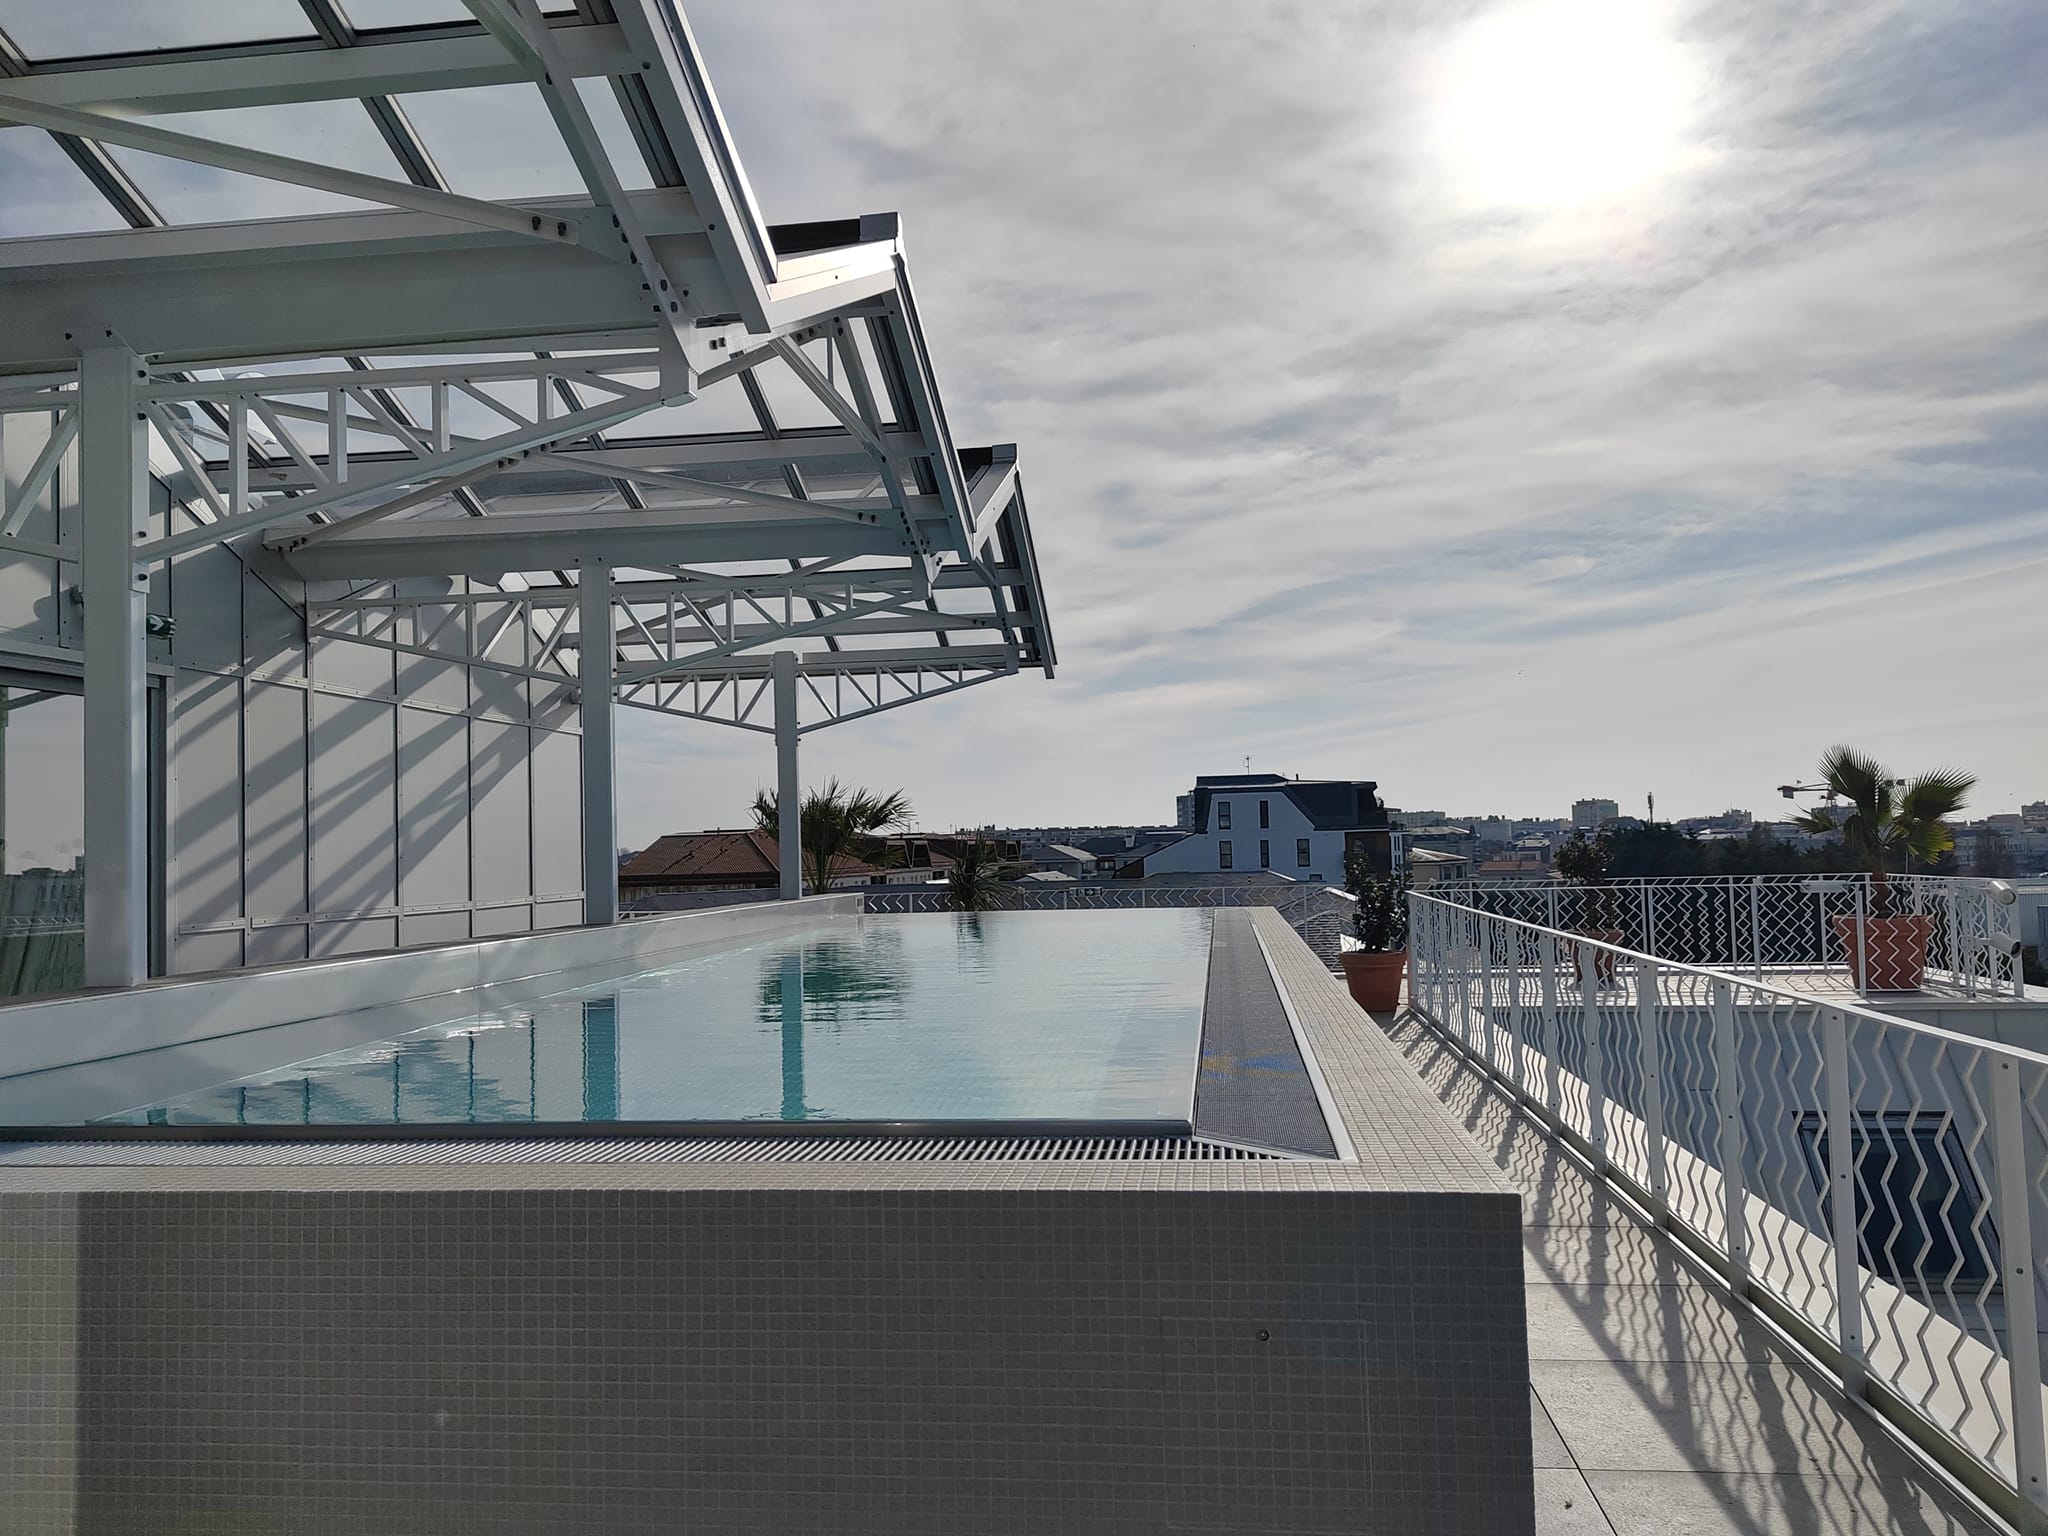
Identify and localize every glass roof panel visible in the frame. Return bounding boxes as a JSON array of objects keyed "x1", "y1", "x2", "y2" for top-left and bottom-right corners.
[
  {"x1": 335, "y1": 0, "x2": 474, "y2": 27},
  {"x1": 753, "y1": 341, "x2": 843, "y2": 432},
  {"x1": 338, "y1": 0, "x2": 580, "y2": 22},
  {"x1": 605, "y1": 376, "x2": 766, "y2": 440},
  {"x1": 0, "y1": 0, "x2": 317, "y2": 60},
  {"x1": 103, "y1": 100, "x2": 410, "y2": 222},
  {"x1": 0, "y1": 128, "x2": 130, "y2": 238},
  {"x1": 395, "y1": 84, "x2": 583, "y2": 200},
  {"x1": 576, "y1": 78, "x2": 655, "y2": 191}
]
